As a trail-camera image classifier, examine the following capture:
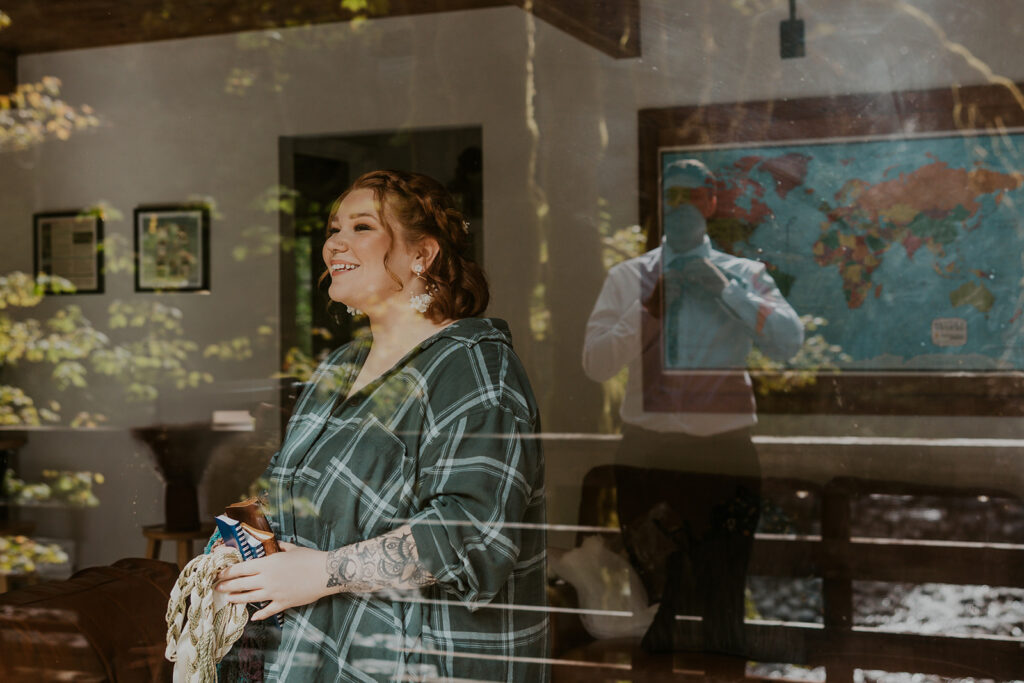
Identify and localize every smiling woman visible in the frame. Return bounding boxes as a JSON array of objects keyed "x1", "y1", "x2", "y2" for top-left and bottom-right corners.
[
  {"x1": 323, "y1": 170, "x2": 489, "y2": 326},
  {"x1": 211, "y1": 170, "x2": 548, "y2": 682}
]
